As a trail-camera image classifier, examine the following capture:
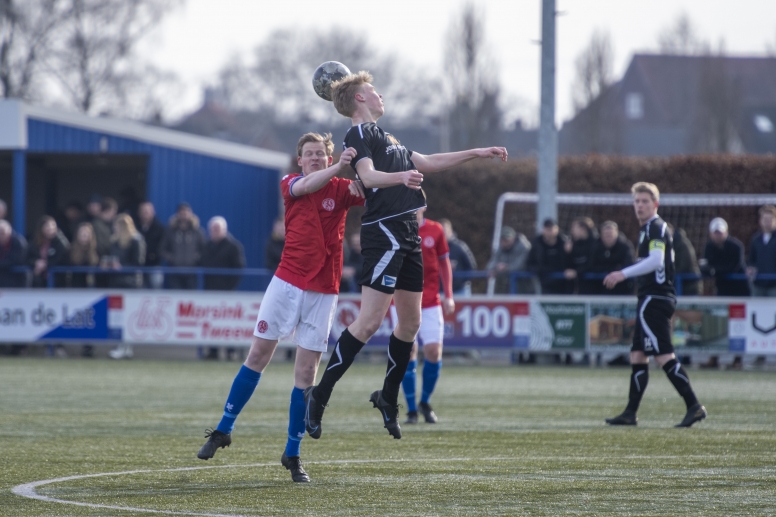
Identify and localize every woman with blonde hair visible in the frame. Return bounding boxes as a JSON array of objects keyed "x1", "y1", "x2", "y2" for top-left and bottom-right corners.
[
  {"x1": 108, "y1": 214, "x2": 146, "y2": 360},
  {"x1": 107, "y1": 213, "x2": 146, "y2": 288}
]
